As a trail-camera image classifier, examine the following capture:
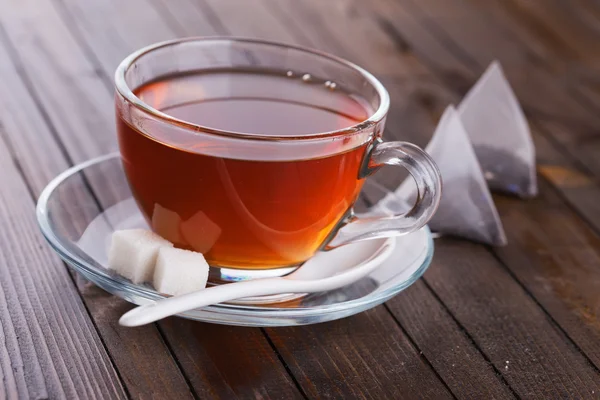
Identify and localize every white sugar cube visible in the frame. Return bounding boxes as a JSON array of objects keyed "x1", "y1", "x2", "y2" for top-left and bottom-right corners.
[
  {"x1": 153, "y1": 247, "x2": 209, "y2": 296},
  {"x1": 108, "y1": 229, "x2": 172, "y2": 284}
]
